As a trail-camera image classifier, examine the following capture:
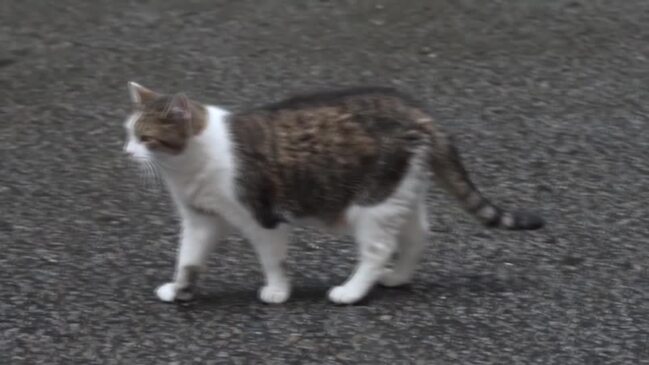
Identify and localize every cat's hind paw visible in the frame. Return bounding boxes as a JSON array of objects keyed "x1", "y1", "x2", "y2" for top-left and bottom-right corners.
[
  {"x1": 378, "y1": 269, "x2": 412, "y2": 288},
  {"x1": 328, "y1": 285, "x2": 365, "y2": 305},
  {"x1": 155, "y1": 282, "x2": 194, "y2": 302},
  {"x1": 259, "y1": 285, "x2": 290, "y2": 304}
]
